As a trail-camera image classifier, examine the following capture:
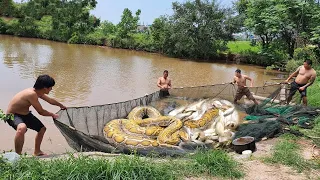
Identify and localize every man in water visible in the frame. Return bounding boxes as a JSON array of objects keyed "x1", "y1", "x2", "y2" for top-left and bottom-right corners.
[
  {"x1": 157, "y1": 70, "x2": 172, "y2": 98},
  {"x1": 284, "y1": 59, "x2": 317, "y2": 106},
  {"x1": 6, "y1": 75, "x2": 66, "y2": 156},
  {"x1": 232, "y1": 69, "x2": 259, "y2": 105}
]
